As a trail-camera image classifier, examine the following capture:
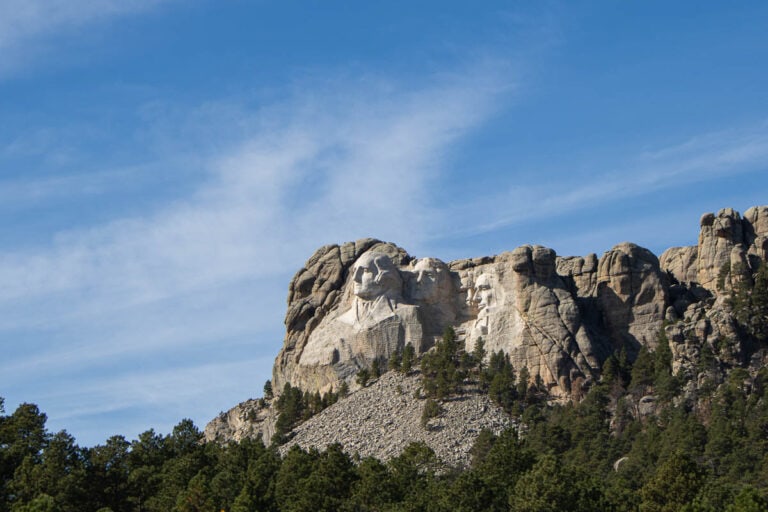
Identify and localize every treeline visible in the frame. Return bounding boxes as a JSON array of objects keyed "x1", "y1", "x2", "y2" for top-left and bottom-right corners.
[
  {"x1": 419, "y1": 327, "x2": 545, "y2": 416},
  {"x1": 272, "y1": 383, "x2": 345, "y2": 444},
  {"x1": 4, "y1": 364, "x2": 768, "y2": 512}
]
